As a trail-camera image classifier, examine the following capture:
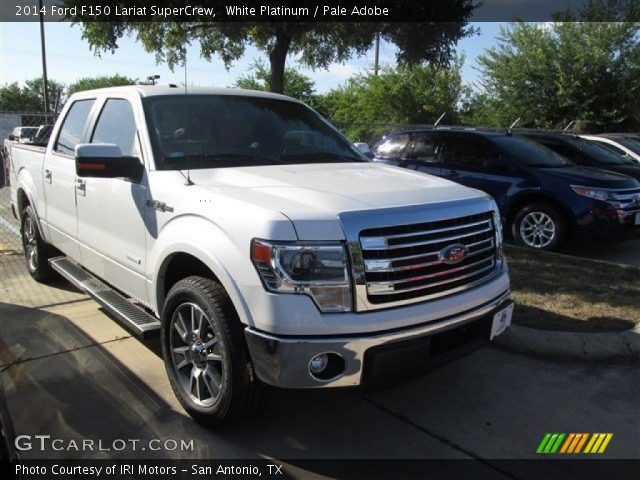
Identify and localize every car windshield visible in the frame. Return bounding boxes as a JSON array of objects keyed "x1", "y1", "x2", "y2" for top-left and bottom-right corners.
[
  {"x1": 618, "y1": 138, "x2": 640, "y2": 155},
  {"x1": 567, "y1": 137, "x2": 635, "y2": 165},
  {"x1": 143, "y1": 95, "x2": 364, "y2": 170},
  {"x1": 494, "y1": 135, "x2": 574, "y2": 167}
]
